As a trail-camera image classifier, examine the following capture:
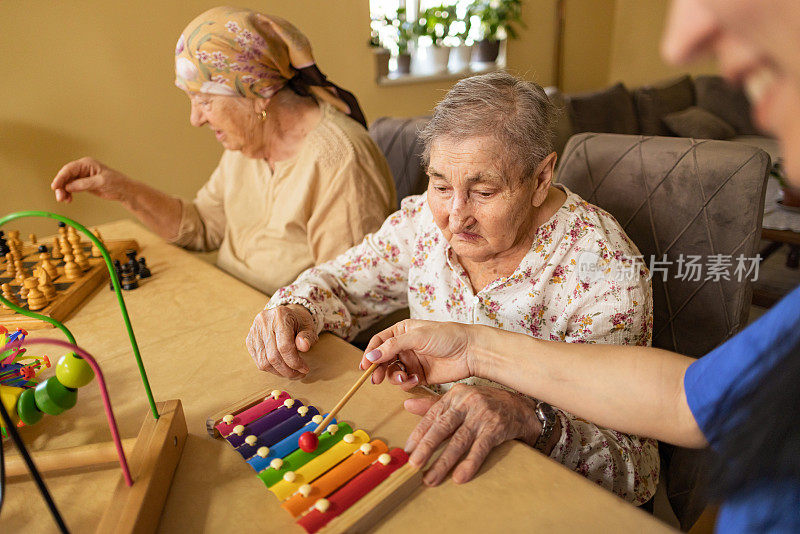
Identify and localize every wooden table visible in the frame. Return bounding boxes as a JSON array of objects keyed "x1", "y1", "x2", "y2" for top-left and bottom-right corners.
[{"x1": 2, "y1": 220, "x2": 674, "y2": 533}]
